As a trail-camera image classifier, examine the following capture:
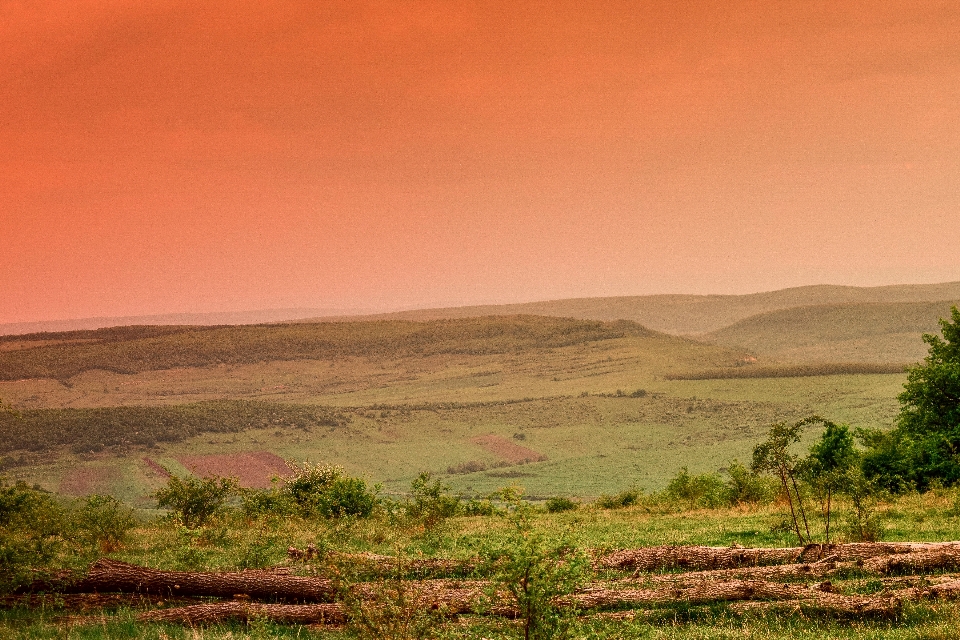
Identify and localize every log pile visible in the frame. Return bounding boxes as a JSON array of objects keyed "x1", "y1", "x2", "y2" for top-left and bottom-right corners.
[{"x1": 9, "y1": 542, "x2": 960, "y2": 626}]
